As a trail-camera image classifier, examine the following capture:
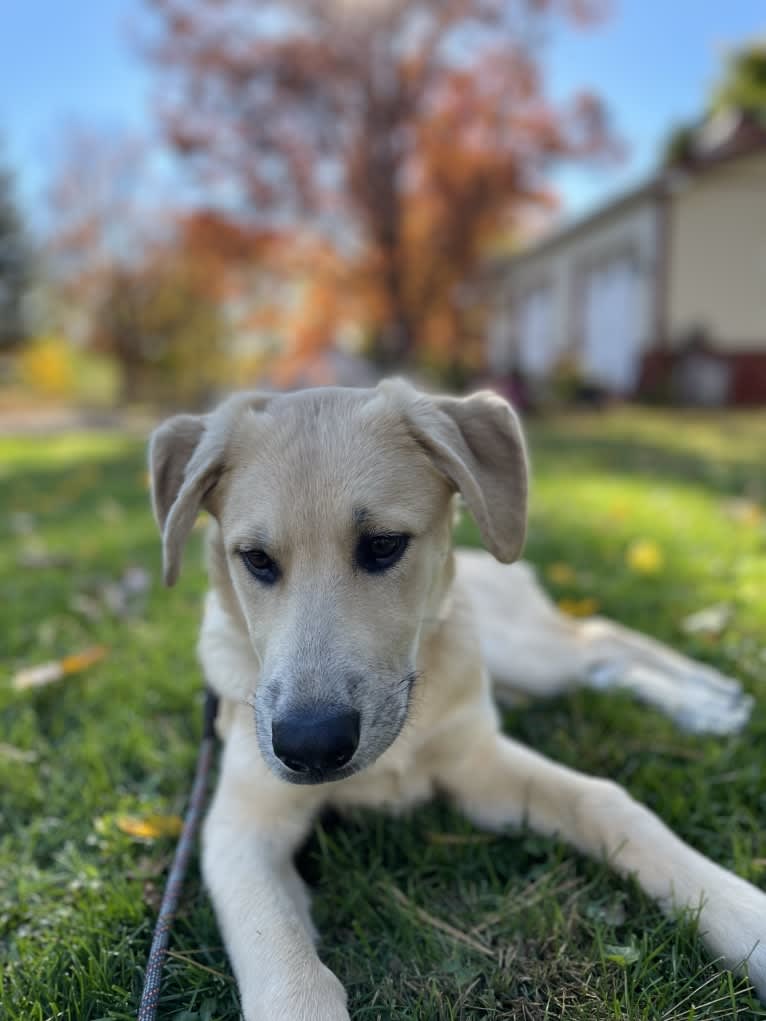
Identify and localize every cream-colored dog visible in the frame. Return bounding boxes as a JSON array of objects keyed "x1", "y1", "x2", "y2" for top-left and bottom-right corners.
[{"x1": 149, "y1": 379, "x2": 765, "y2": 1018}]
